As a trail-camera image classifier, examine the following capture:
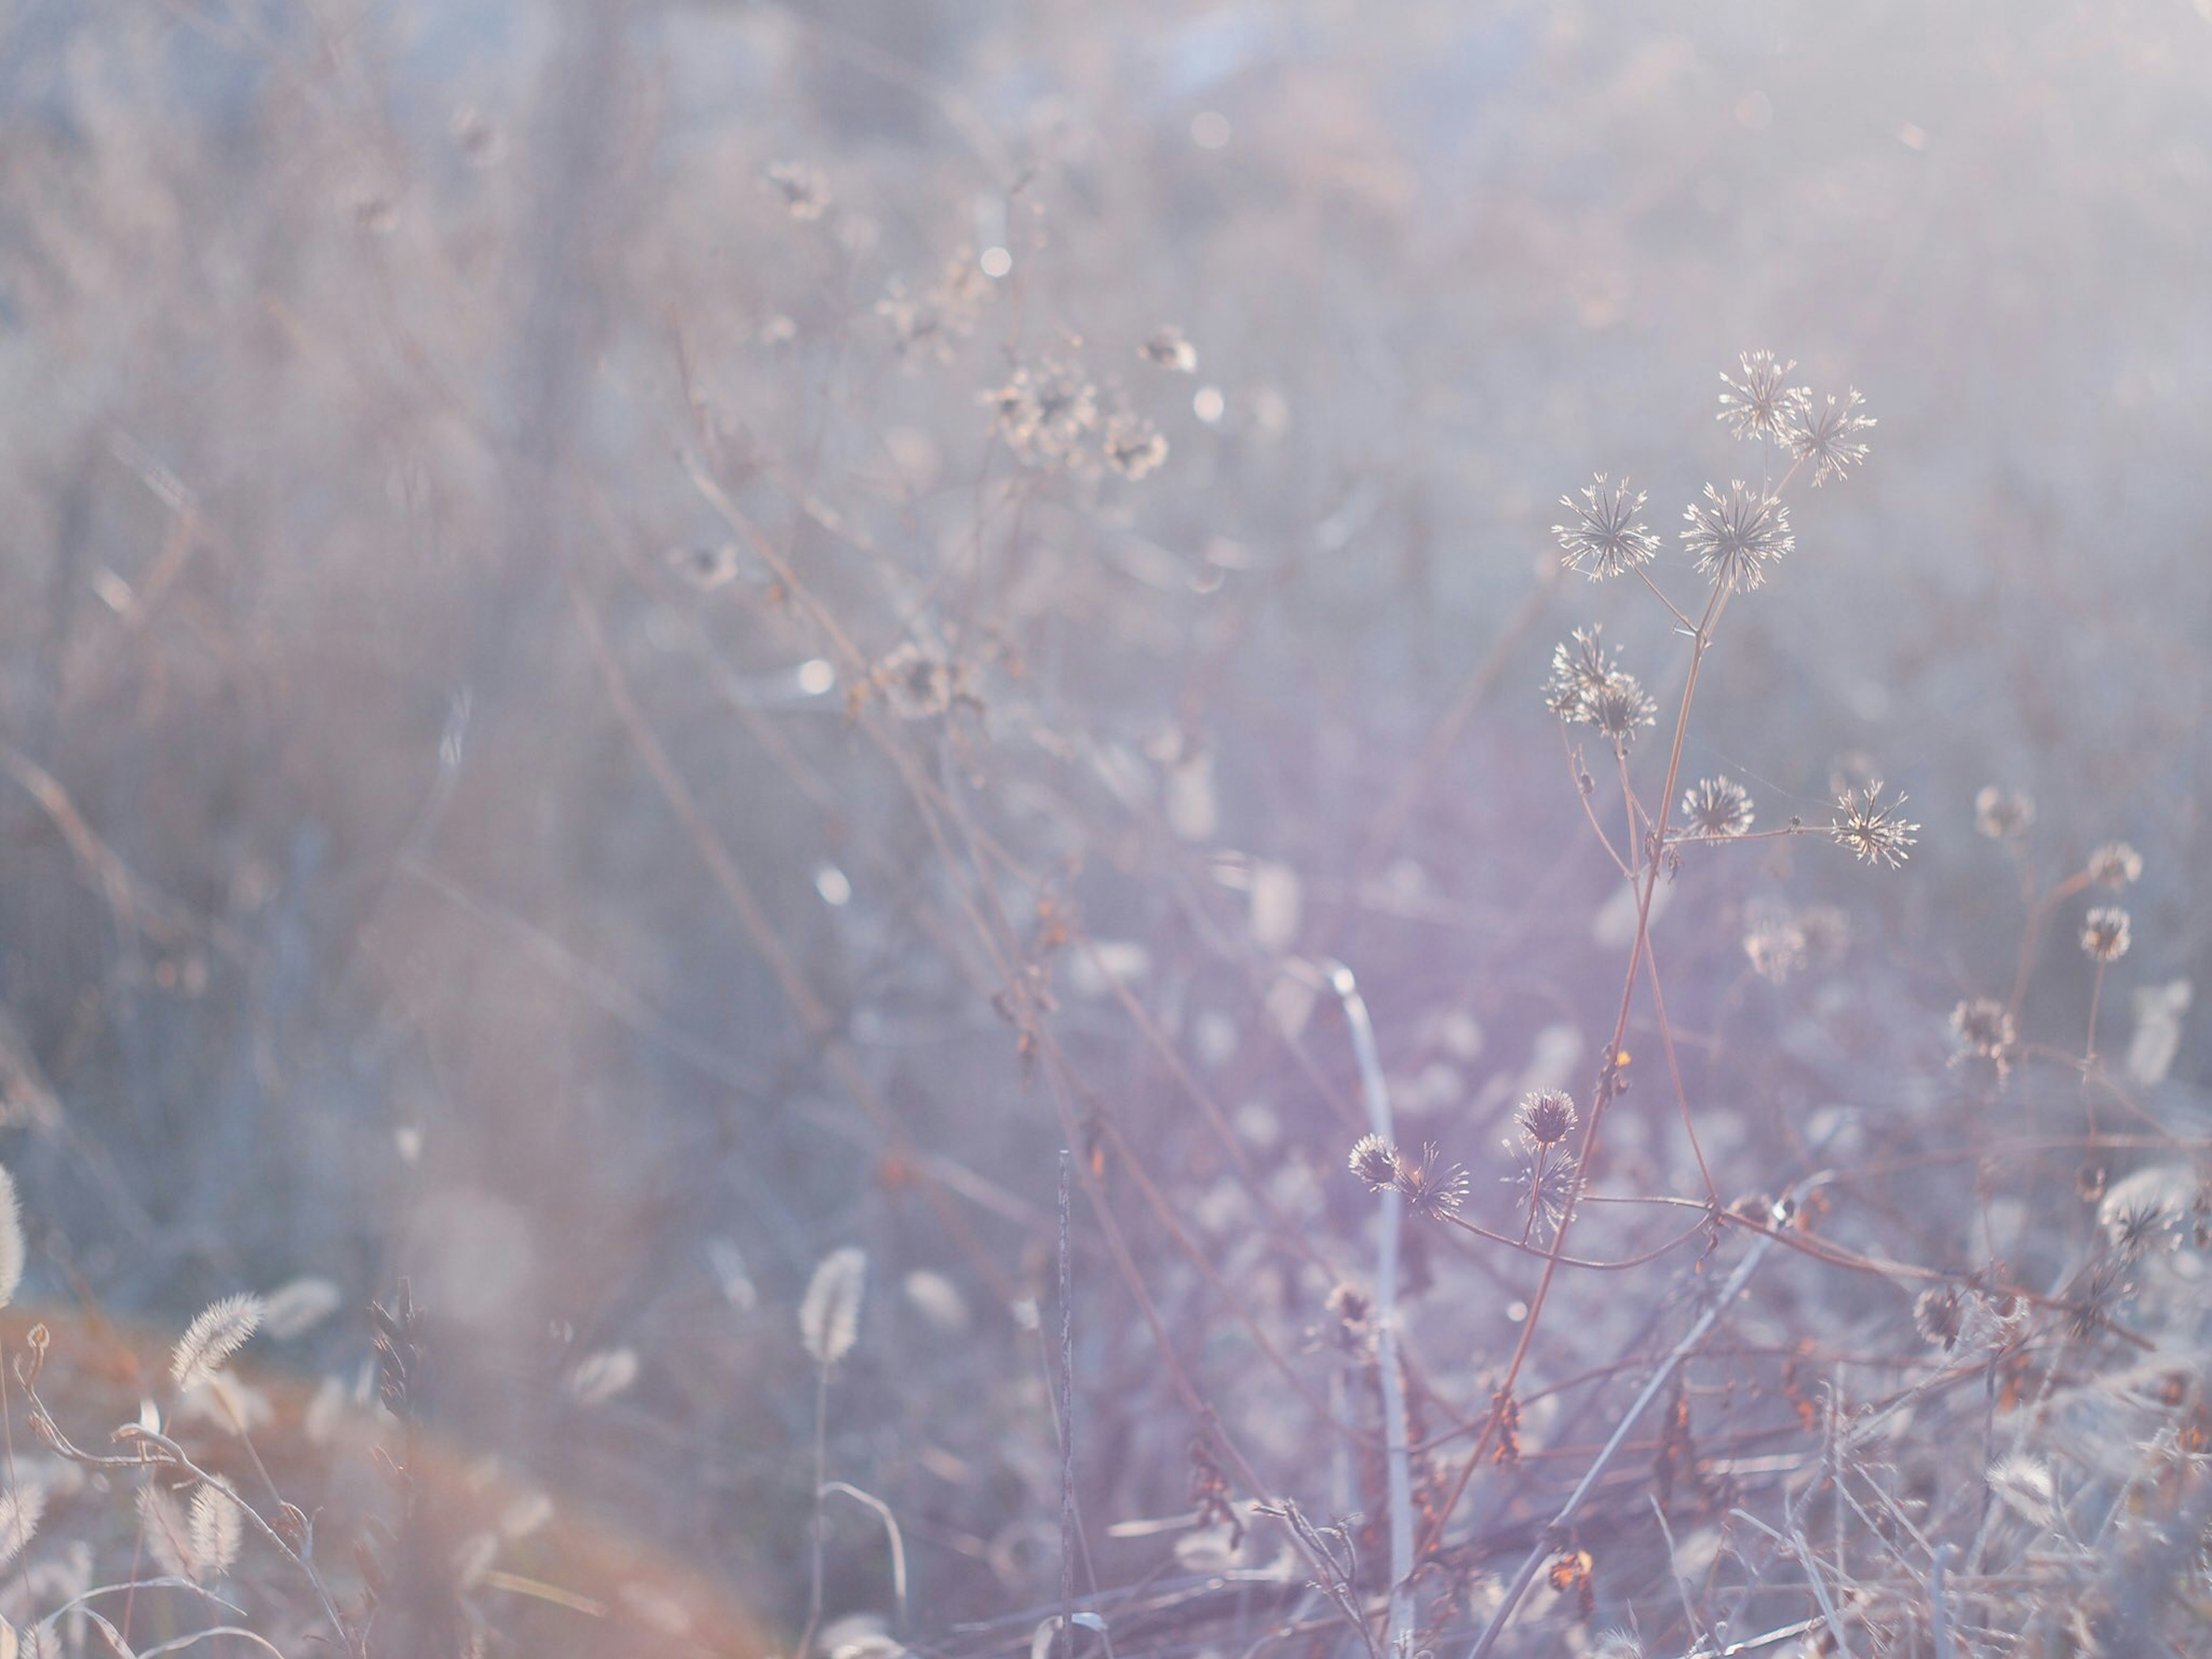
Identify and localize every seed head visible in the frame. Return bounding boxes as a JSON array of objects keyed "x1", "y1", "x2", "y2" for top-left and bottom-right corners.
[
  {"x1": 1552, "y1": 474, "x2": 1660, "y2": 582},
  {"x1": 2087, "y1": 842, "x2": 2142, "y2": 888},
  {"x1": 1974, "y1": 786, "x2": 2035, "y2": 840},
  {"x1": 1103, "y1": 413, "x2": 1169, "y2": 480},
  {"x1": 2080, "y1": 906, "x2": 2131, "y2": 964},
  {"x1": 1914, "y1": 1286, "x2": 1968, "y2": 1351},
  {"x1": 1830, "y1": 781, "x2": 1918, "y2": 869},
  {"x1": 1951, "y1": 997, "x2": 2016, "y2": 1061},
  {"x1": 1781, "y1": 387, "x2": 1876, "y2": 487},
  {"x1": 1543, "y1": 626, "x2": 1620, "y2": 719},
  {"x1": 987, "y1": 358, "x2": 1099, "y2": 465},
  {"x1": 1395, "y1": 1142, "x2": 1469, "y2": 1220},
  {"x1": 1585, "y1": 673, "x2": 1657, "y2": 750},
  {"x1": 873, "y1": 641, "x2": 956, "y2": 720},
  {"x1": 1681, "y1": 481, "x2": 1794, "y2": 593},
  {"x1": 1349, "y1": 1133, "x2": 1402, "y2": 1192},
  {"x1": 1516, "y1": 1089, "x2": 1577, "y2": 1148},
  {"x1": 1681, "y1": 775, "x2": 1755, "y2": 839},
  {"x1": 1716, "y1": 350, "x2": 1800, "y2": 442}
]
